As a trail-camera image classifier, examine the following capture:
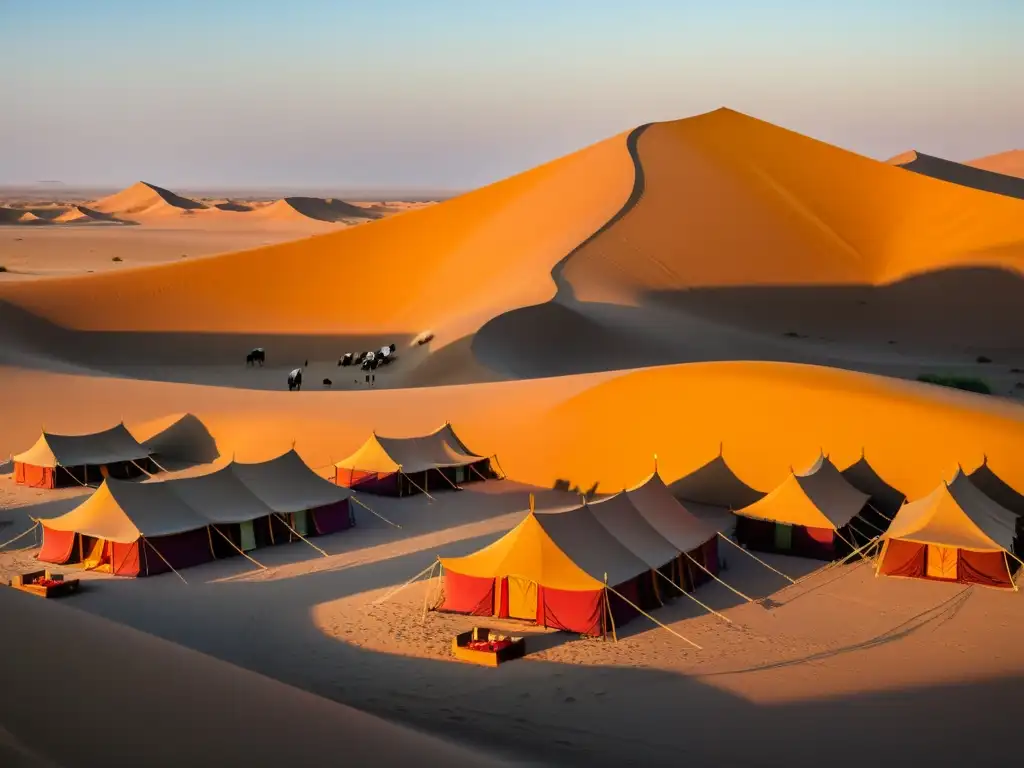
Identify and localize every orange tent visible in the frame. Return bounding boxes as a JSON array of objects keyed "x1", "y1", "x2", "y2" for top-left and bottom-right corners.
[
  {"x1": 13, "y1": 423, "x2": 156, "y2": 489},
  {"x1": 877, "y1": 470, "x2": 1021, "y2": 589}
]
